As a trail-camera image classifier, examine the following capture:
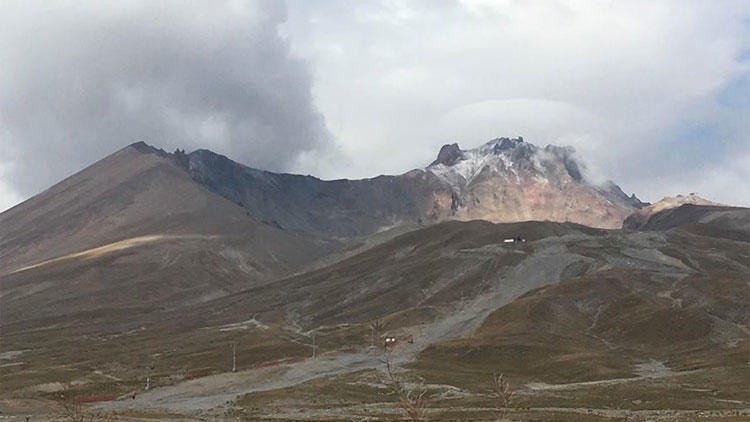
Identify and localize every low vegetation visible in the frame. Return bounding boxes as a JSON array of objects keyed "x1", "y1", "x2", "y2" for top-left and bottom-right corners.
[
  {"x1": 381, "y1": 354, "x2": 429, "y2": 421},
  {"x1": 489, "y1": 372, "x2": 515, "y2": 421},
  {"x1": 56, "y1": 384, "x2": 111, "y2": 422}
]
